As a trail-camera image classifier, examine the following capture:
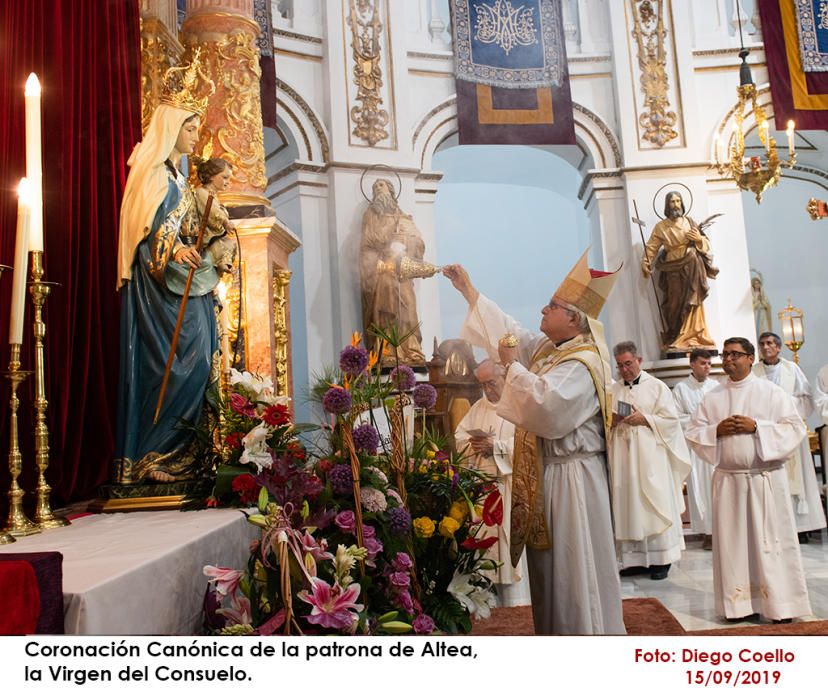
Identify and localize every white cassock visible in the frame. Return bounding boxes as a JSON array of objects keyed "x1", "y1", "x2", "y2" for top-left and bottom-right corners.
[
  {"x1": 753, "y1": 359, "x2": 826, "y2": 532},
  {"x1": 672, "y1": 375, "x2": 720, "y2": 536},
  {"x1": 814, "y1": 364, "x2": 828, "y2": 425},
  {"x1": 610, "y1": 371, "x2": 691, "y2": 567},
  {"x1": 455, "y1": 398, "x2": 531, "y2": 607},
  {"x1": 686, "y1": 374, "x2": 812, "y2": 620},
  {"x1": 461, "y1": 294, "x2": 625, "y2": 635}
]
